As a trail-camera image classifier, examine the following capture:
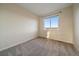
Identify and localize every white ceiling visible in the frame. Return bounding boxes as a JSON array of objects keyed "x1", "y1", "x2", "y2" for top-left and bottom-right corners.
[{"x1": 18, "y1": 3, "x2": 72, "y2": 17}]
